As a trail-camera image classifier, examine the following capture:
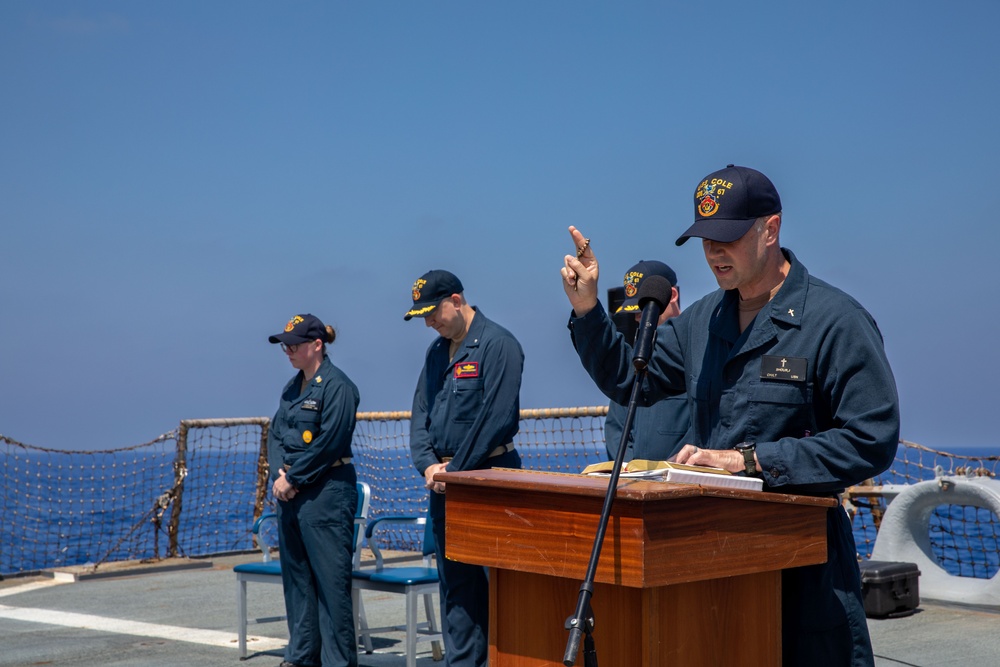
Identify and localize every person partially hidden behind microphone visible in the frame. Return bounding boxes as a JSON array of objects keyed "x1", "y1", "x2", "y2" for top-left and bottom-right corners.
[
  {"x1": 404, "y1": 269, "x2": 525, "y2": 667},
  {"x1": 560, "y1": 165, "x2": 899, "y2": 667},
  {"x1": 602, "y1": 260, "x2": 690, "y2": 462}
]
